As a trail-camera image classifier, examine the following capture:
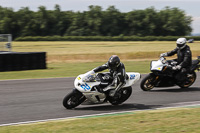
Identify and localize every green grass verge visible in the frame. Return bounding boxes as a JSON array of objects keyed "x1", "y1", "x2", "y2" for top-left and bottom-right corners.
[
  {"x1": 1, "y1": 107, "x2": 200, "y2": 133},
  {"x1": 0, "y1": 61, "x2": 150, "y2": 80}
]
